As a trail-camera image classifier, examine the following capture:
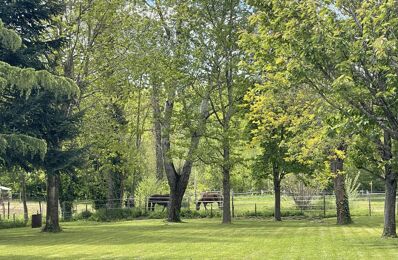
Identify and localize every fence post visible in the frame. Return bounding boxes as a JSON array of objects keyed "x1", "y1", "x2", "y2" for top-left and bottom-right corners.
[
  {"x1": 62, "y1": 202, "x2": 66, "y2": 220},
  {"x1": 210, "y1": 203, "x2": 213, "y2": 218},
  {"x1": 13, "y1": 213, "x2": 15, "y2": 223},
  {"x1": 368, "y1": 192, "x2": 372, "y2": 216},
  {"x1": 188, "y1": 195, "x2": 190, "y2": 210},
  {"x1": 323, "y1": 193, "x2": 326, "y2": 218},
  {"x1": 7, "y1": 201, "x2": 10, "y2": 219},
  {"x1": 231, "y1": 191, "x2": 235, "y2": 218},
  {"x1": 255, "y1": 203, "x2": 257, "y2": 216}
]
